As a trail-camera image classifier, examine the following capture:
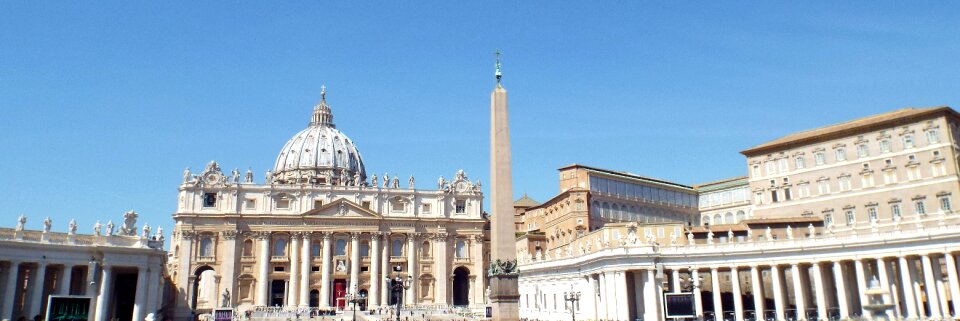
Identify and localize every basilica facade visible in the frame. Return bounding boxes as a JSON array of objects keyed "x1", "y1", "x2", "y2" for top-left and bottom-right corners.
[{"x1": 168, "y1": 90, "x2": 489, "y2": 319}]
